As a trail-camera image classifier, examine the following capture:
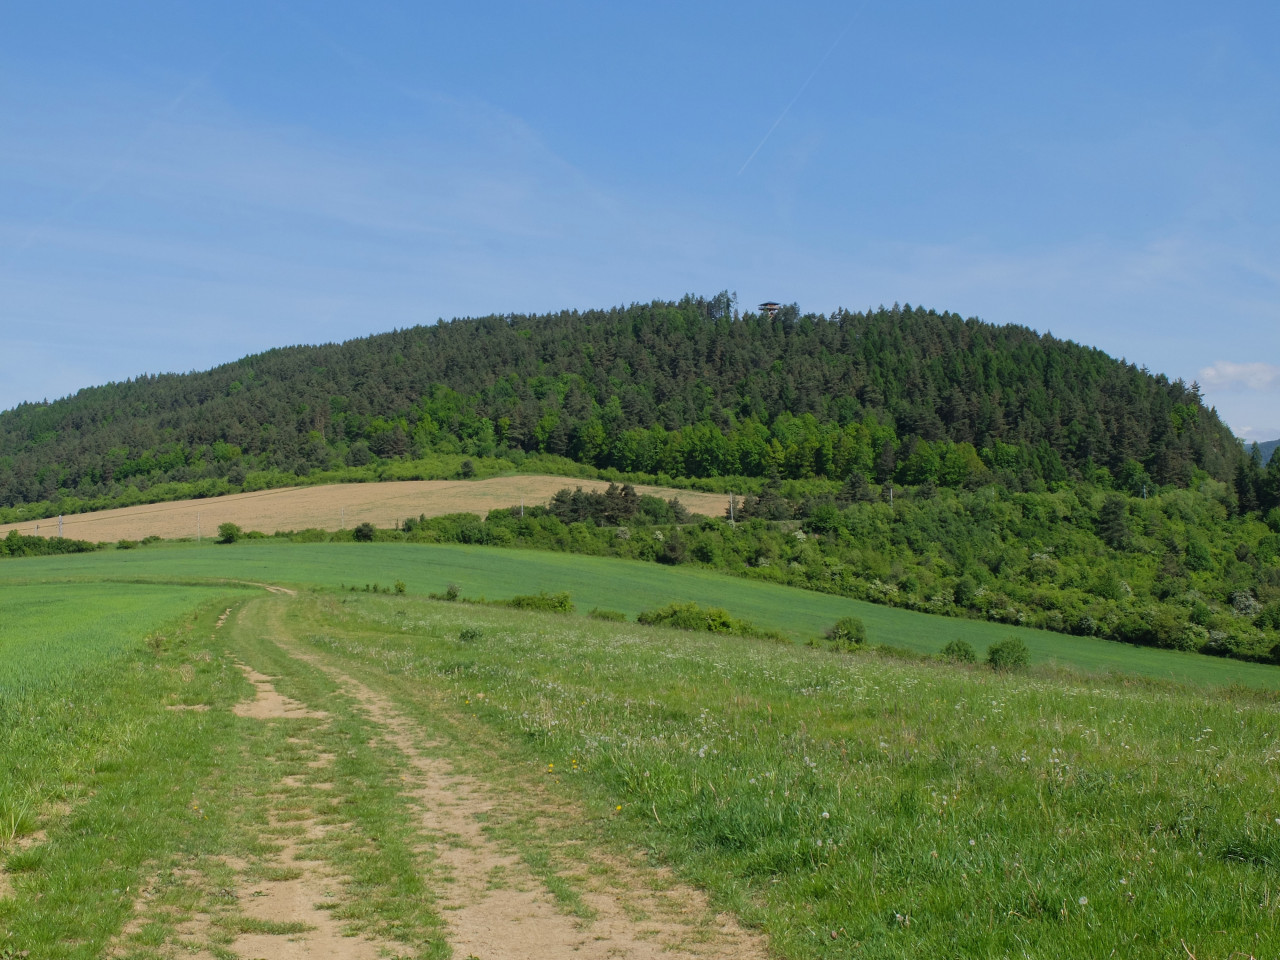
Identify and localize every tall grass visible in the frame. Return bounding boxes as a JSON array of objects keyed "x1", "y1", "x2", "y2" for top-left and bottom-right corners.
[{"x1": 302, "y1": 594, "x2": 1280, "y2": 959}]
